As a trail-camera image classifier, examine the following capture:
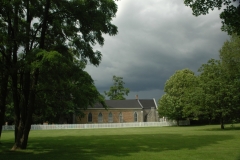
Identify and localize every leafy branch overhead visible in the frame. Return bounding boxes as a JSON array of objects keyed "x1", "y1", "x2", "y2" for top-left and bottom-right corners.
[
  {"x1": 184, "y1": 0, "x2": 240, "y2": 35},
  {"x1": 0, "y1": 0, "x2": 118, "y2": 150}
]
